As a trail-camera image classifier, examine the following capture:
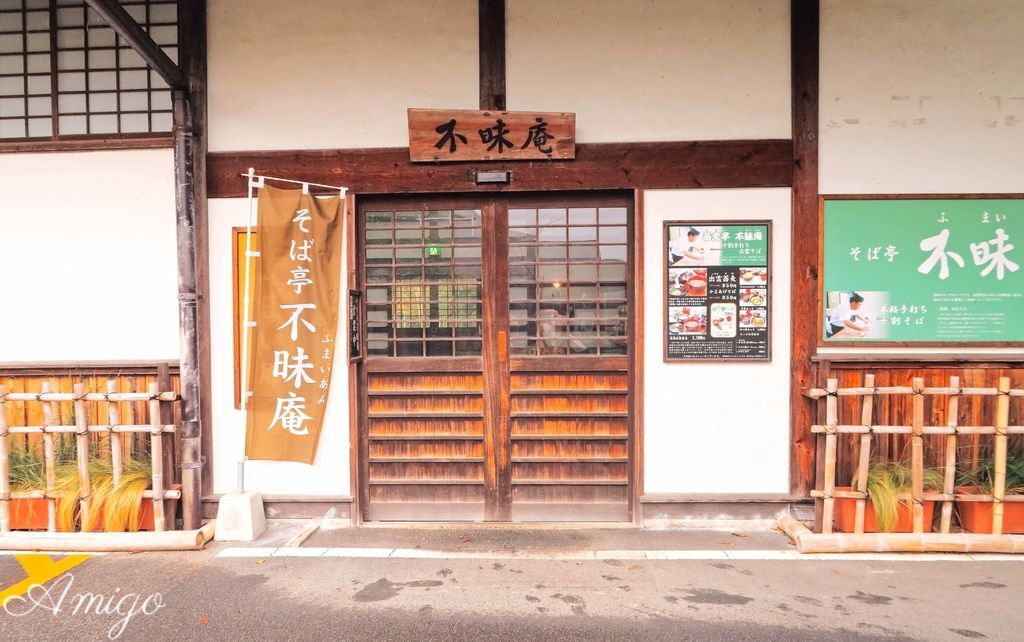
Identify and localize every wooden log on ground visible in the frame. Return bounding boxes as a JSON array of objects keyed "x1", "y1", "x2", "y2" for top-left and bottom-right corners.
[
  {"x1": 0, "y1": 519, "x2": 216, "y2": 552},
  {"x1": 778, "y1": 515, "x2": 1024, "y2": 554}
]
